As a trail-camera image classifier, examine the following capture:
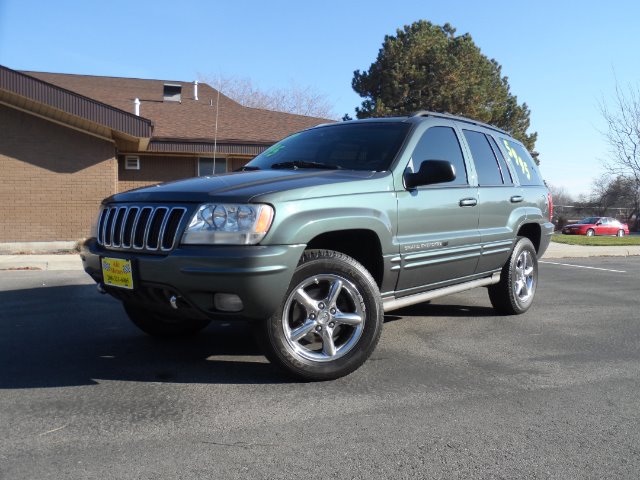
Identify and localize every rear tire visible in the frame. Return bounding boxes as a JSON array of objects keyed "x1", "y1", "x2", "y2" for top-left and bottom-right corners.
[
  {"x1": 123, "y1": 302, "x2": 211, "y2": 337},
  {"x1": 586, "y1": 229, "x2": 595, "y2": 237},
  {"x1": 255, "y1": 249, "x2": 383, "y2": 381},
  {"x1": 488, "y1": 237, "x2": 538, "y2": 315}
]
